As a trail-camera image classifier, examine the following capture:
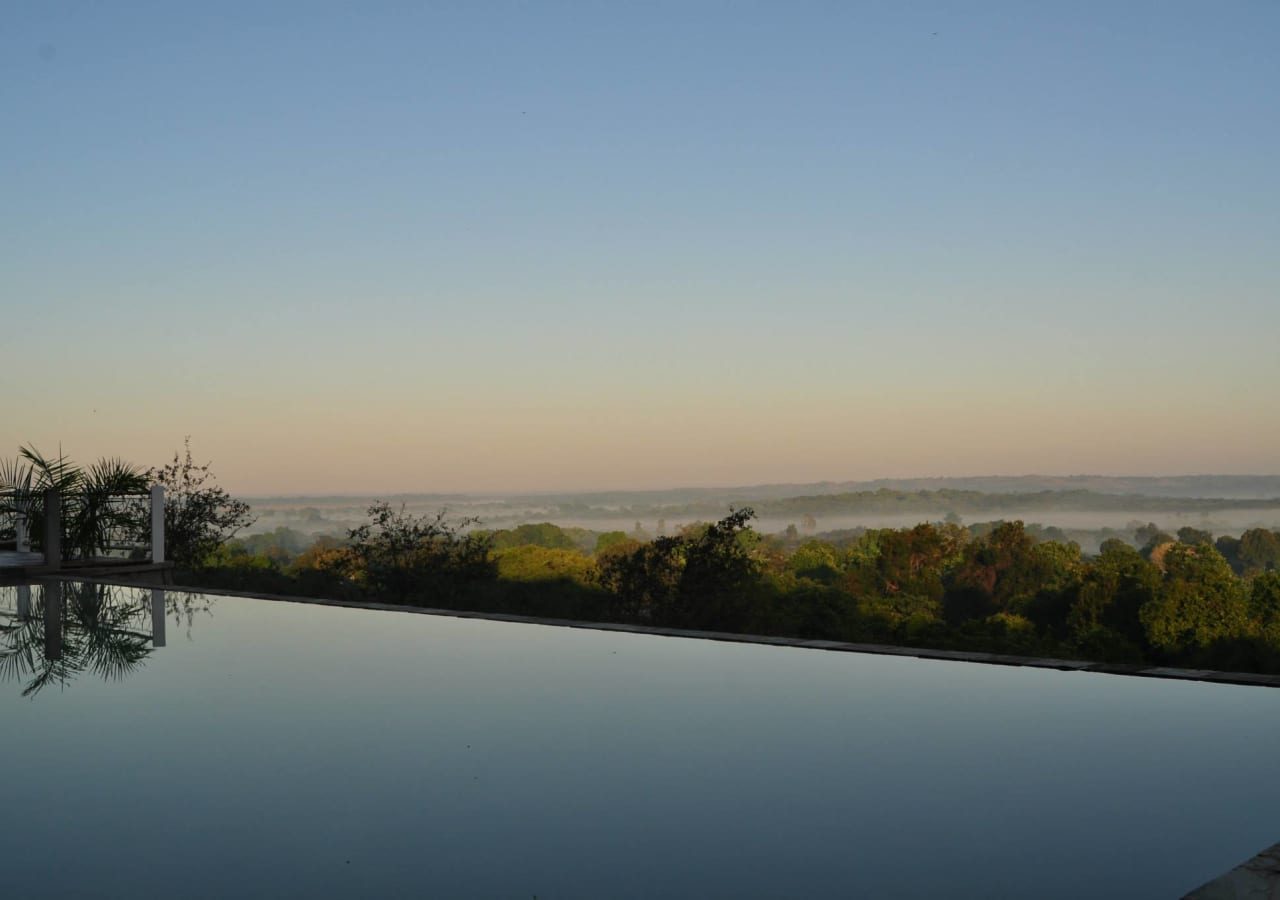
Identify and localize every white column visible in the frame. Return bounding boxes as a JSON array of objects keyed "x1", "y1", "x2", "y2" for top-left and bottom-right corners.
[
  {"x1": 15, "y1": 512, "x2": 29, "y2": 553},
  {"x1": 43, "y1": 489, "x2": 61, "y2": 569},
  {"x1": 150, "y1": 485, "x2": 165, "y2": 564}
]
